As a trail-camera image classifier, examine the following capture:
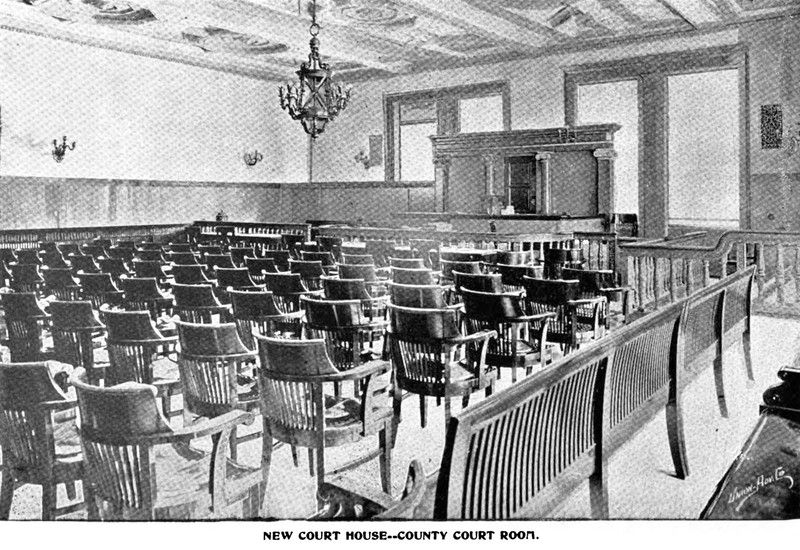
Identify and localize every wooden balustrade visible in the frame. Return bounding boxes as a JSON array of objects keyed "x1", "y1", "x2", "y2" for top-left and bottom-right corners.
[
  {"x1": 316, "y1": 225, "x2": 619, "y2": 273},
  {"x1": 0, "y1": 223, "x2": 186, "y2": 250},
  {"x1": 191, "y1": 220, "x2": 311, "y2": 241},
  {"x1": 620, "y1": 230, "x2": 800, "y2": 318}
]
